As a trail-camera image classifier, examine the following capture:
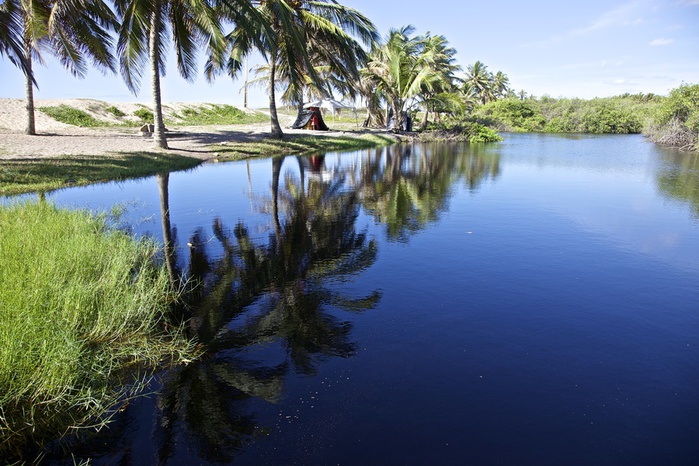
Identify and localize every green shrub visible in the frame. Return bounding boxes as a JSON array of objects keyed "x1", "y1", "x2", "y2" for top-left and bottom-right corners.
[
  {"x1": 474, "y1": 98, "x2": 546, "y2": 132},
  {"x1": 423, "y1": 118, "x2": 502, "y2": 143},
  {"x1": 646, "y1": 83, "x2": 699, "y2": 150},
  {"x1": 106, "y1": 105, "x2": 126, "y2": 118},
  {"x1": 134, "y1": 107, "x2": 154, "y2": 124},
  {"x1": 173, "y1": 104, "x2": 267, "y2": 125},
  {"x1": 39, "y1": 105, "x2": 103, "y2": 127}
]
